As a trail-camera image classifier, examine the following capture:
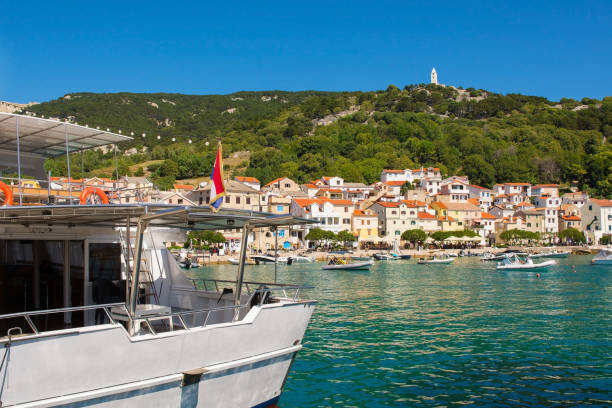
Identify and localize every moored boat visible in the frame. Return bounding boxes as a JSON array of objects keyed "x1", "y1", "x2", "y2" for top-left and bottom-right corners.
[
  {"x1": 496, "y1": 254, "x2": 557, "y2": 270},
  {"x1": 592, "y1": 249, "x2": 612, "y2": 265},
  {"x1": 322, "y1": 258, "x2": 373, "y2": 271},
  {"x1": 417, "y1": 254, "x2": 455, "y2": 264}
]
